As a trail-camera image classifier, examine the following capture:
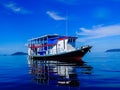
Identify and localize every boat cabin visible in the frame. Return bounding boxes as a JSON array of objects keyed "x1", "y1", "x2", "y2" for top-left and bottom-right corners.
[{"x1": 28, "y1": 34, "x2": 78, "y2": 56}]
